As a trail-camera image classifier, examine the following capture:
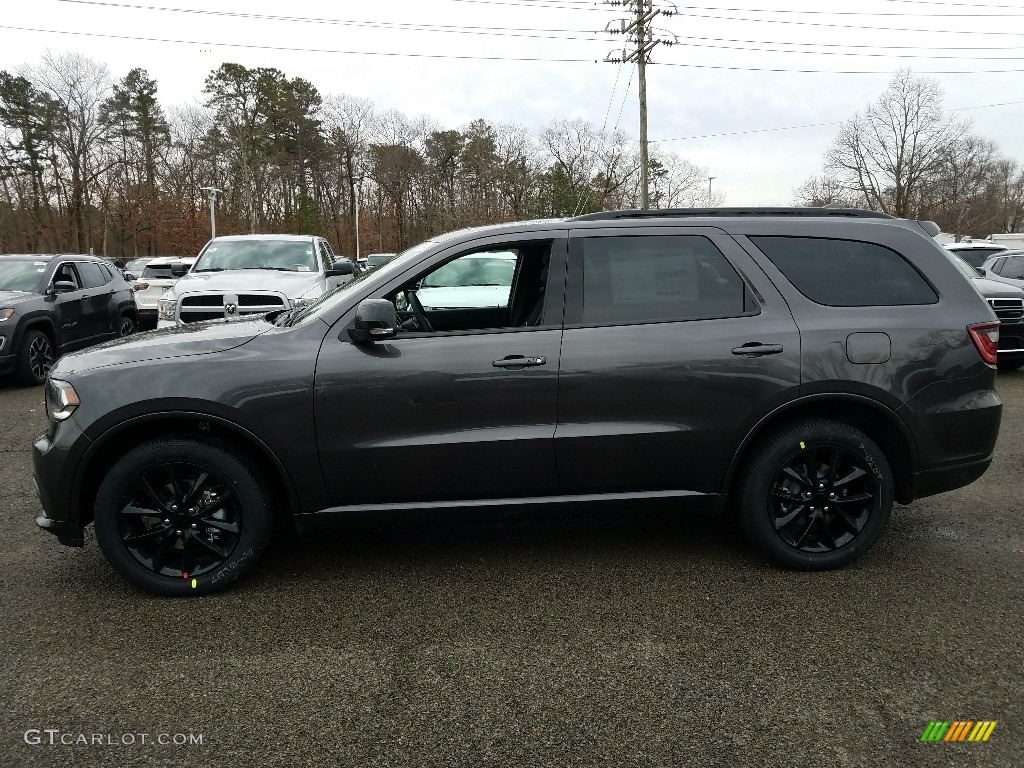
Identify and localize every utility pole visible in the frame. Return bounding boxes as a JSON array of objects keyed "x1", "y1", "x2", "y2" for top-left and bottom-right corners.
[
  {"x1": 605, "y1": 1, "x2": 676, "y2": 210},
  {"x1": 708, "y1": 176, "x2": 716, "y2": 205},
  {"x1": 200, "y1": 187, "x2": 223, "y2": 239}
]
